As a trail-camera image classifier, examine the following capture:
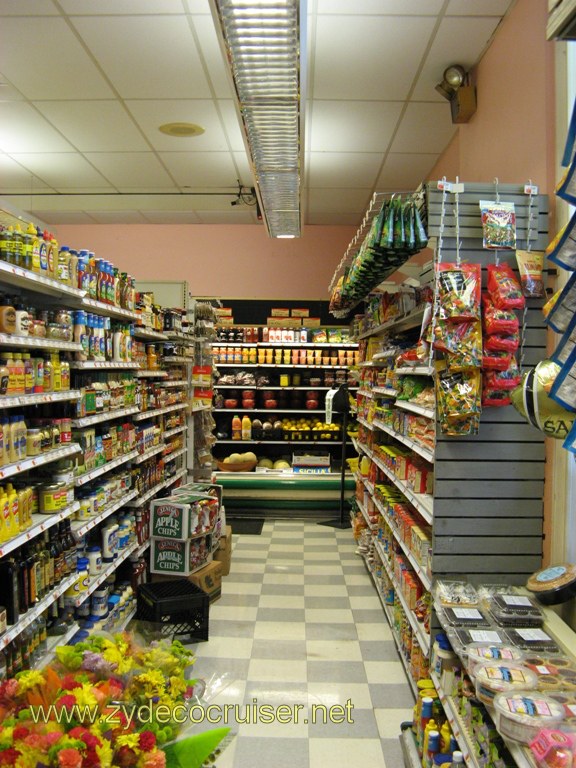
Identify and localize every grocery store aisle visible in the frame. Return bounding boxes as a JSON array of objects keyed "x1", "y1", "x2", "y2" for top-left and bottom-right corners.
[{"x1": 190, "y1": 520, "x2": 414, "y2": 768}]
